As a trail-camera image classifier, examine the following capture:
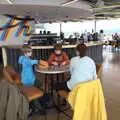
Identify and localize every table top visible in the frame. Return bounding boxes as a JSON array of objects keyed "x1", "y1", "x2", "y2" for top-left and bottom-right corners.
[{"x1": 35, "y1": 65, "x2": 70, "y2": 74}]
